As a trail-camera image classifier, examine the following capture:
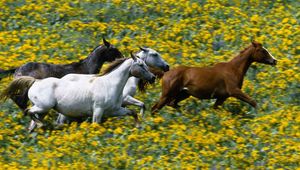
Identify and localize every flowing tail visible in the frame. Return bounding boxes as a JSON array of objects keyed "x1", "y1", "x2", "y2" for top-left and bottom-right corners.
[
  {"x1": 0, "y1": 68, "x2": 17, "y2": 80},
  {"x1": 0, "y1": 76, "x2": 36, "y2": 102}
]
